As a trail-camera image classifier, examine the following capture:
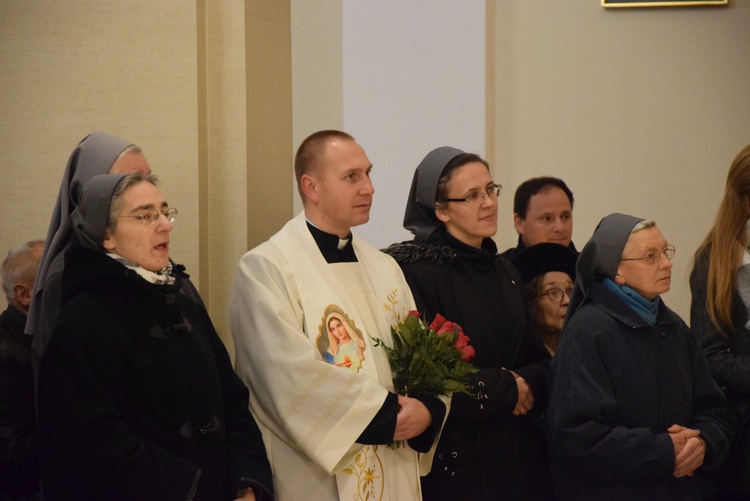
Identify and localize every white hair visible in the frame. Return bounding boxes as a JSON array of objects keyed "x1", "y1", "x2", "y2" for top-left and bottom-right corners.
[
  {"x1": 1, "y1": 240, "x2": 44, "y2": 302},
  {"x1": 630, "y1": 220, "x2": 656, "y2": 233}
]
